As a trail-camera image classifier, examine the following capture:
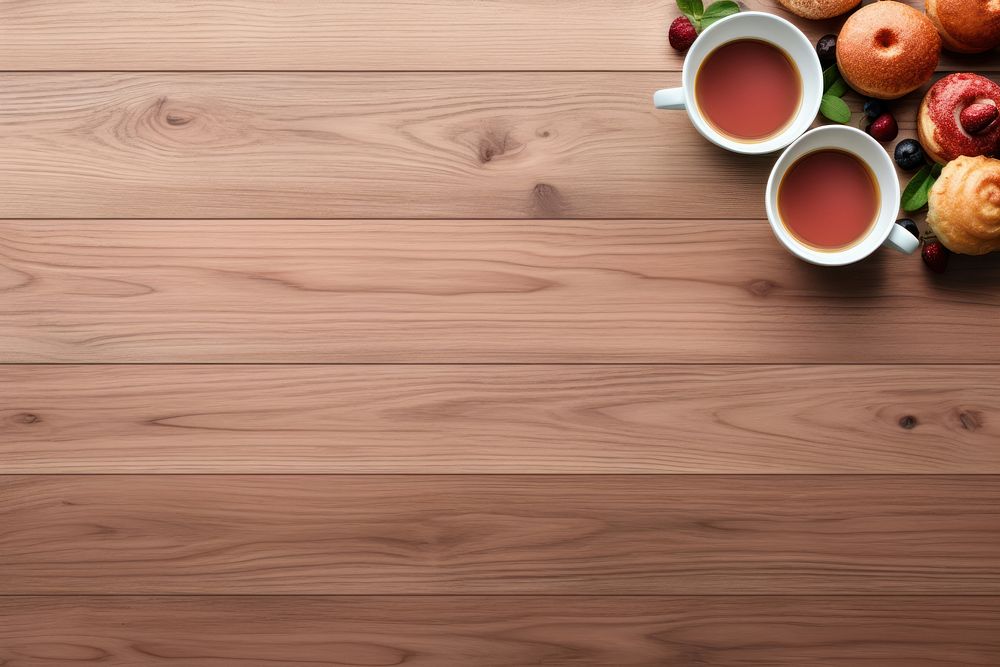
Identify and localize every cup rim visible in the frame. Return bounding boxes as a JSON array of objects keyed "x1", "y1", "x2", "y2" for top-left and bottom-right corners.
[
  {"x1": 764, "y1": 125, "x2": 902, "y2": 266},
  {"x1": 681, "y1": 11, "x2": 823, "y2": 155}
]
